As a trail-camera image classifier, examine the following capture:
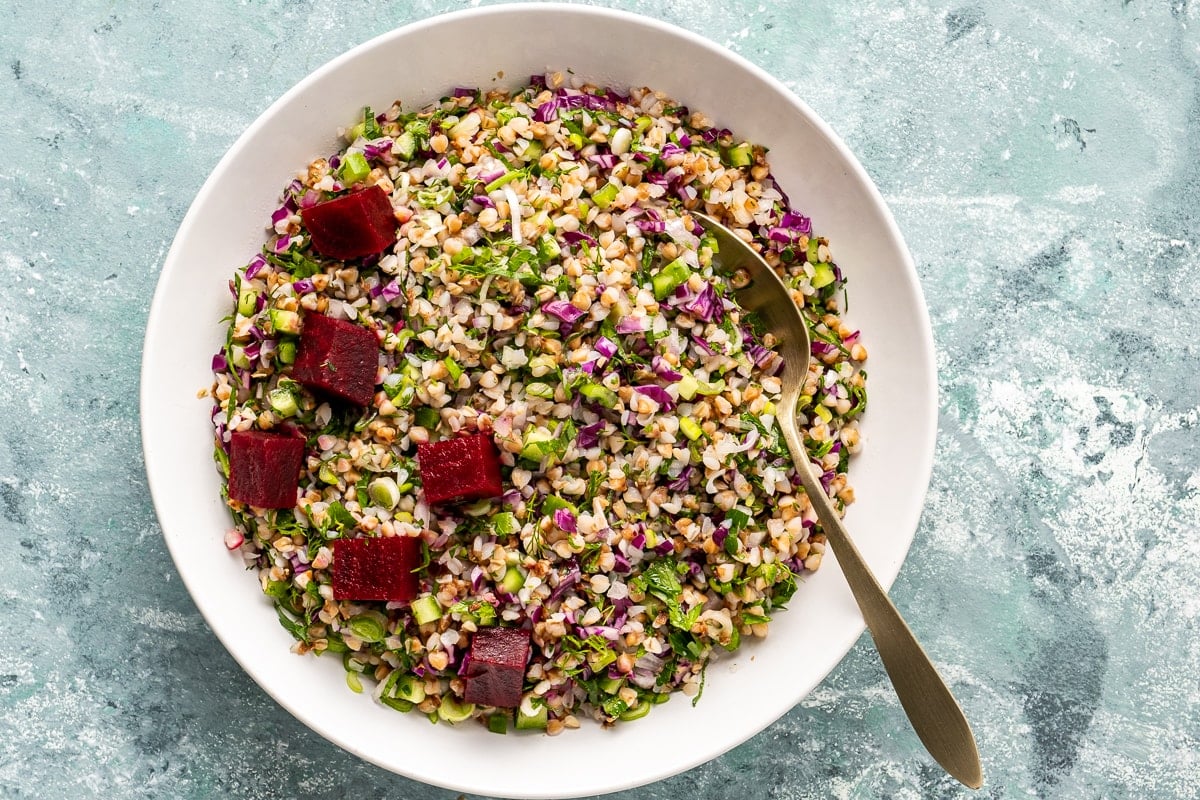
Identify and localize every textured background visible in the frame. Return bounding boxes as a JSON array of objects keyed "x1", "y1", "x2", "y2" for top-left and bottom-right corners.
[{"x1": 2, "y1": 1, "x2": 1198, "y2": 798}]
